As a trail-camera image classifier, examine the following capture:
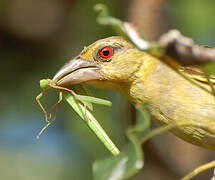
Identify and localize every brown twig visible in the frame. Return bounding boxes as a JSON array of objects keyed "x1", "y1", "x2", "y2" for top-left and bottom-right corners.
[
  {"x1": 37, "y1": 80, "x2": 82, "y2": 138},
  {"x1": 181, "y1": 160, "x2": 215, "y2": 180},
  {"x1": 159, "y1": 30, "x2": 215, "y2": 66},
  {"x1": 48, "y1": 80, "x2": 79, "y2": 98},
  {"x1": 36, "y1": 89, "x2": 50, "y2": 123},
  {"x1": 49, "y1": 91, "x2": 63, "y2": 121}
]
